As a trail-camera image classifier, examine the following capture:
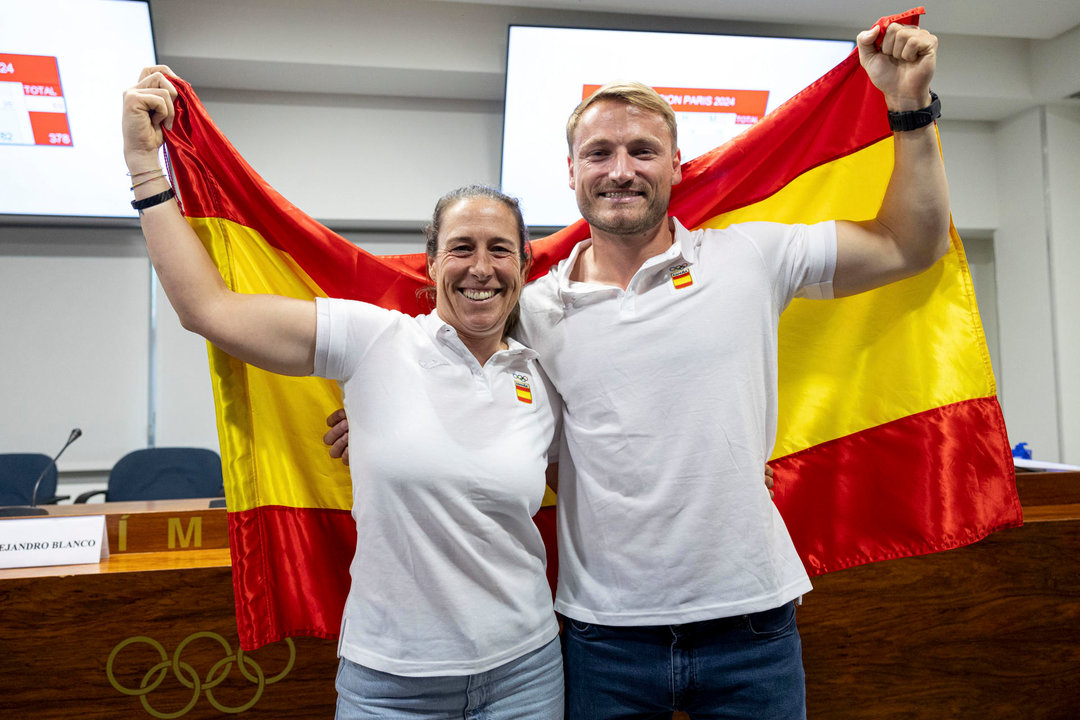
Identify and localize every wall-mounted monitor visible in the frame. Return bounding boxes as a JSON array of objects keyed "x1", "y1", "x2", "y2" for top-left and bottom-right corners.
[
  {"x1": 501, "y1": 25, "x2": 854, "y2": 228},
  {"x1": 0, "y1": 0, "x2": 157, "y2": 223}
]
